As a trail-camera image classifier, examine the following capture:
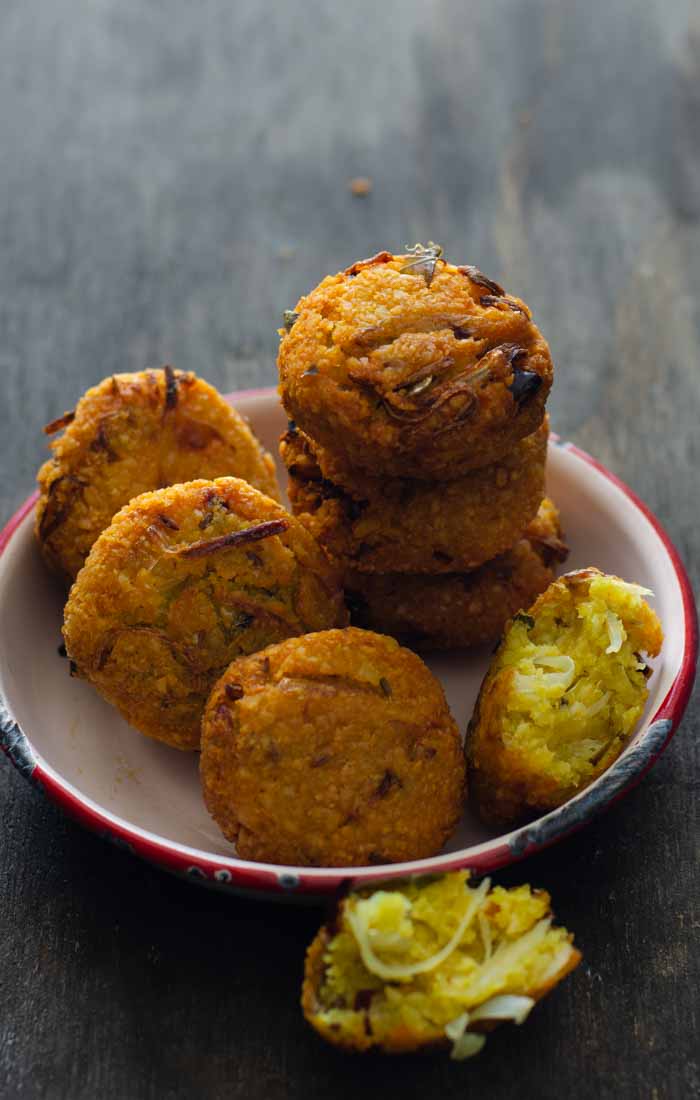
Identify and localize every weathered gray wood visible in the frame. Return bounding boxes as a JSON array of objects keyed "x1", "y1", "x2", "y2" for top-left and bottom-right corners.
[{"x1": 0, "y1": 1, "x2": 698, "y2": 1098}]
